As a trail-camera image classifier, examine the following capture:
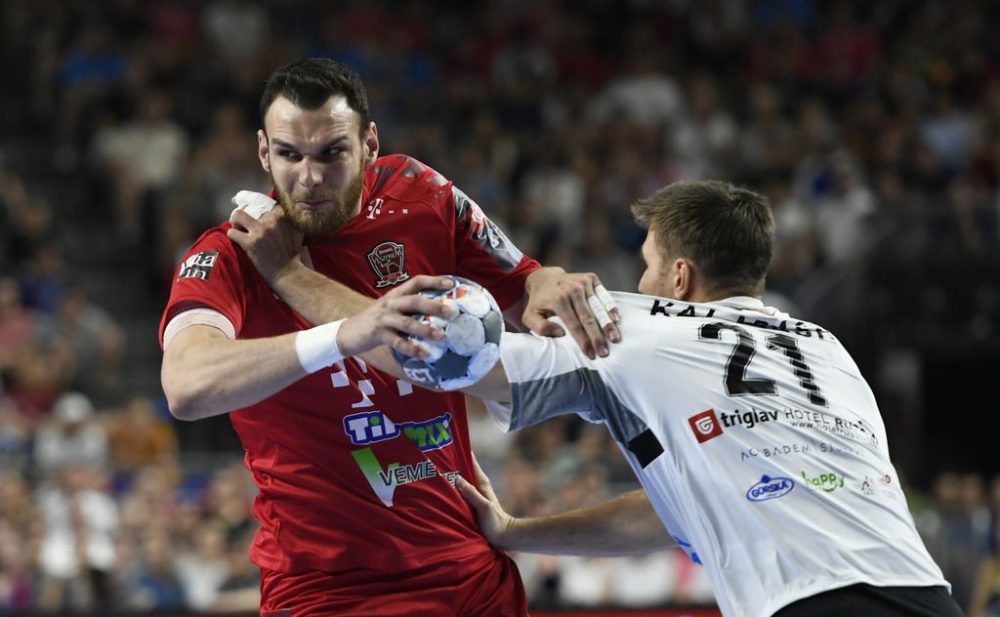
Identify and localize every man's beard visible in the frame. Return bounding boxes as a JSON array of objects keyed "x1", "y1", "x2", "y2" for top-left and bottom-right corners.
[{"x1": 271, "y1": 160, "x2": 365, "y2": 234}]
